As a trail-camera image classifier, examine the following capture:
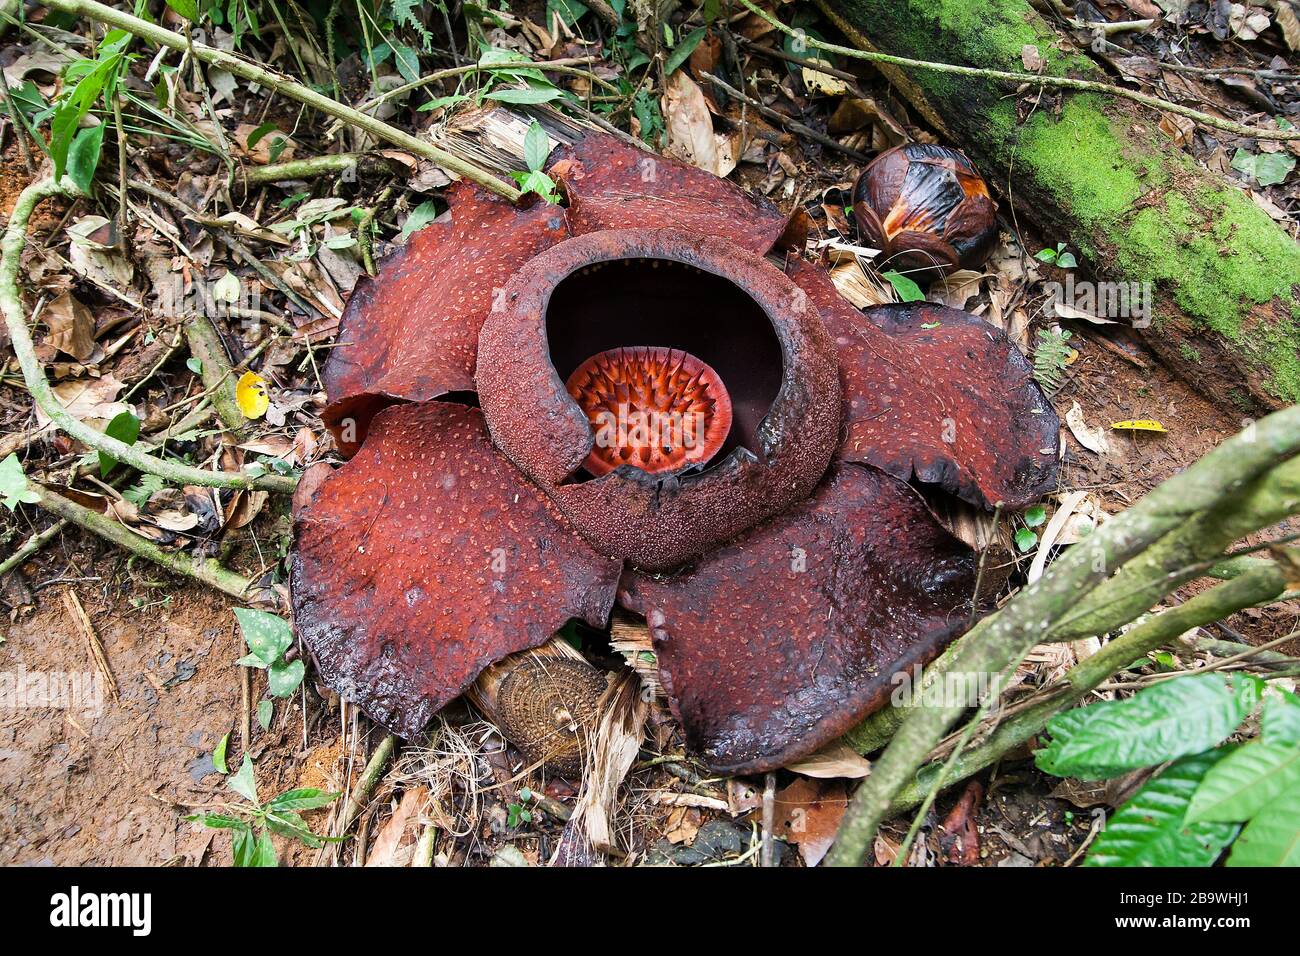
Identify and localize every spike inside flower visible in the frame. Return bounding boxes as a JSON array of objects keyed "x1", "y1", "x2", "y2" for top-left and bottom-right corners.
[{"x1": 565, "y1": 346, "x2": 733, "y2": 477}]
